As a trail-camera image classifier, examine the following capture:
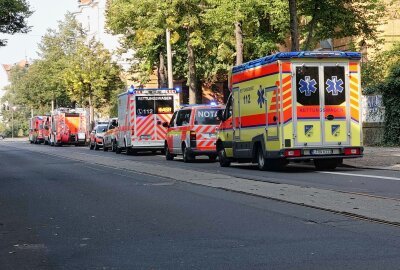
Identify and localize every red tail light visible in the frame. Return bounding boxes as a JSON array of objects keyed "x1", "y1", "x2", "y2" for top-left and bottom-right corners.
[
  {"x1": 344, "y1": 148, "x2": 361, "y2": 155},
  {"x1": 284, "y1": 149, "x2": 301, "y2": 157},
  {"x1": 190, "y1": 131, "x2": 196, "y2": 140}
]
